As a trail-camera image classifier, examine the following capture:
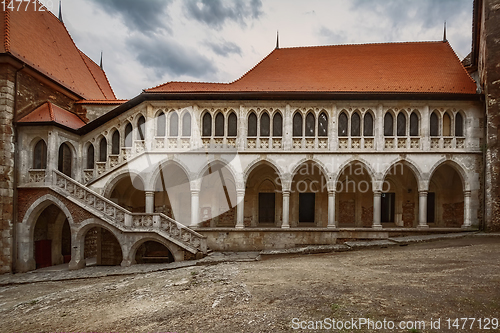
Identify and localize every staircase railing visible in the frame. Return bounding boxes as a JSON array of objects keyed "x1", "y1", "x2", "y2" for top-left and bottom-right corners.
[{"x1": 52, "y1": 170, "x2": 207, "y2": 254}]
